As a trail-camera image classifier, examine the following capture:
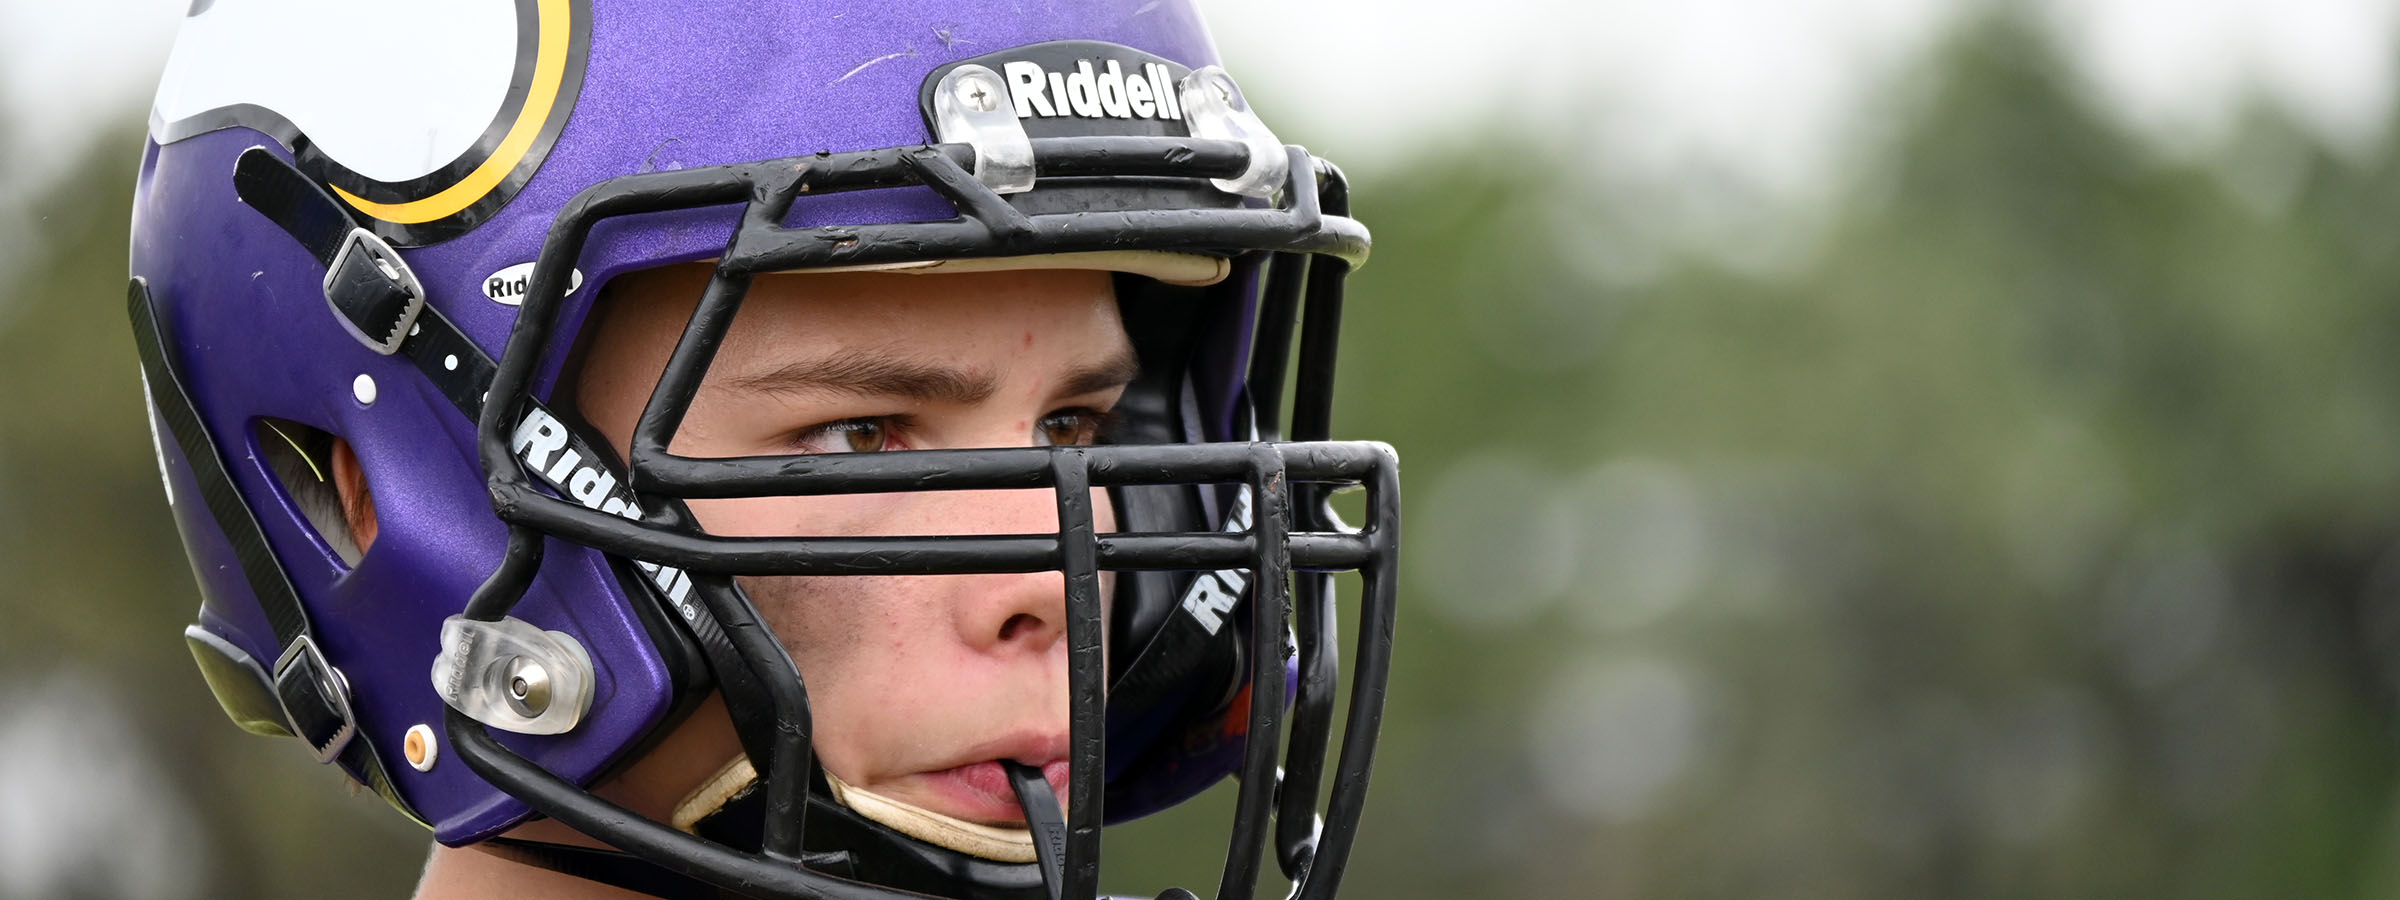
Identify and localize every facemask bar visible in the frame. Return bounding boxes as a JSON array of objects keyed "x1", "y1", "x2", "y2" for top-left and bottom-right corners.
[{"x1": 446, "y1": 135, "x2": 1395, "y2": 900}]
